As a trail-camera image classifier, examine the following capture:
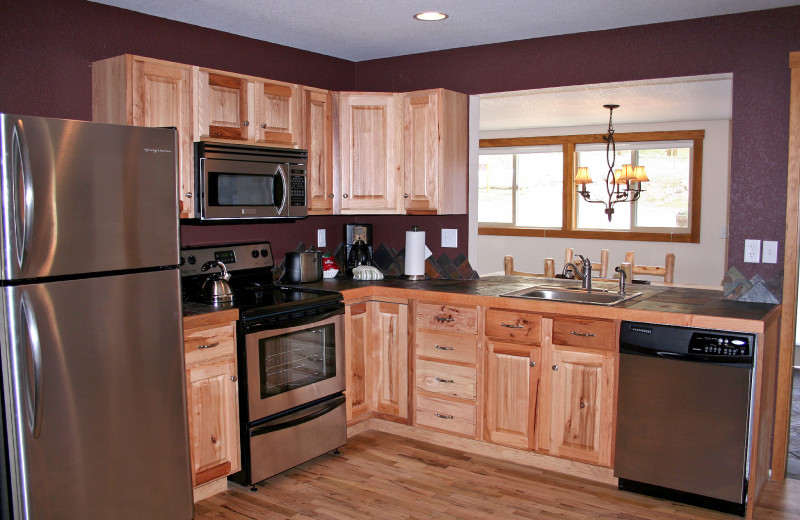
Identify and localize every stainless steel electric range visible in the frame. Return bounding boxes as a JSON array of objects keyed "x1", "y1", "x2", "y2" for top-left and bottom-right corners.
[{"x1": 180, "y1": 242, "x2": 346, "y2": 488}]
